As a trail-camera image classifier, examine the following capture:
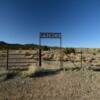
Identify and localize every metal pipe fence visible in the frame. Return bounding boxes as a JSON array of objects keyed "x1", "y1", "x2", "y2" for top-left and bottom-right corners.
[
  {"x1": 0, "y1": 49, "x2": 37, "y2": 70},
  {"x1": 0, "y1": 49, "x2": 99, "y2": 71}
]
